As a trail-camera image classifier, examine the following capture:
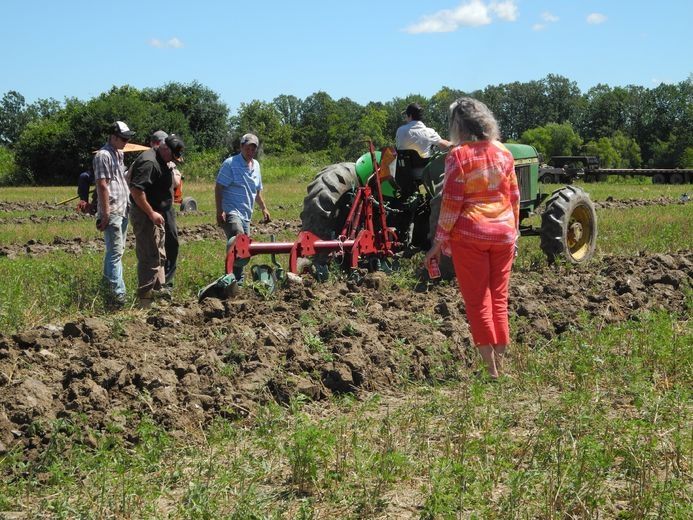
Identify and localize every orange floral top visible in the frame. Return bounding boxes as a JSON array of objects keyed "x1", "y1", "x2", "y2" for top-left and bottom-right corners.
[{"x1": 435, "y1": 140, "x2": 519, "y2": 246}]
